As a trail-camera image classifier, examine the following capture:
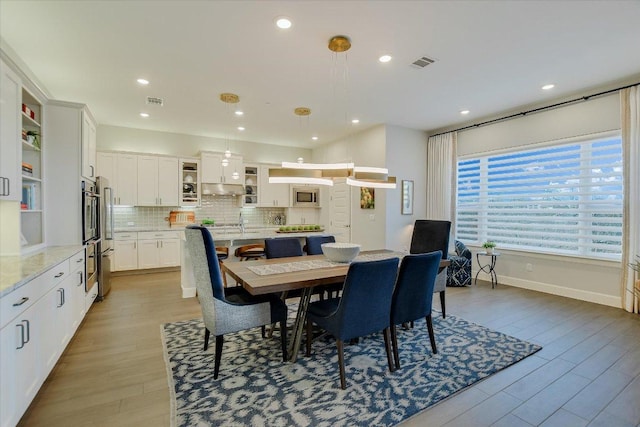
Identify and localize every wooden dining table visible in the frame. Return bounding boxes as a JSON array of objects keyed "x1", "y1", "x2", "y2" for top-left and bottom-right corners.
[{"x1": 222, "y1": 250, "x2": 450, "y2": 362}]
